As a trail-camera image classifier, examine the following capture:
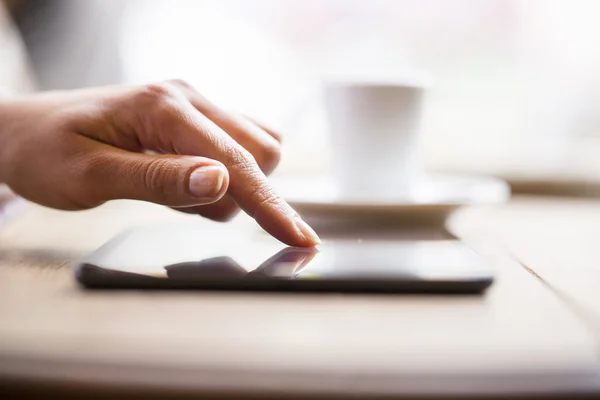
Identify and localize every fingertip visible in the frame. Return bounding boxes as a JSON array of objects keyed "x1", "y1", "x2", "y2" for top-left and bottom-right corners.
[
  {"x1": 252, "y1": 207, "x2": 317, "y2": 247},
  {"x1": 293, "y1": 215, "x2": 322, "y2": 247}
]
